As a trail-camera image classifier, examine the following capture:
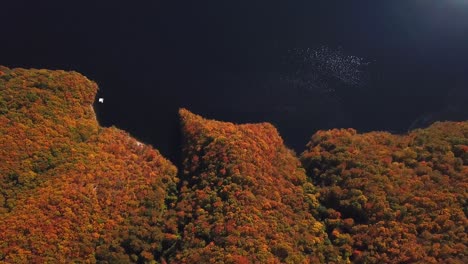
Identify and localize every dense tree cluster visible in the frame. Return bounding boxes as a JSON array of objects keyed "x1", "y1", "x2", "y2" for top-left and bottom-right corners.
[
  {"x1": 172, "y1": 109, "x2": 341, "y2": 263},
  {"x1": 1, "y1": 66, "x2": 466, "y2": 263},
  {"x1": 300, "y1": 123, "x2": 468, "y2": 263},
  {"x1": 0, "y1": 67, "x2": 178, "y2": 263}
]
